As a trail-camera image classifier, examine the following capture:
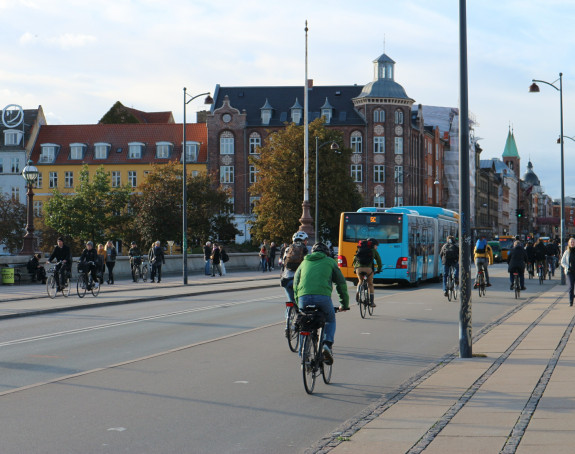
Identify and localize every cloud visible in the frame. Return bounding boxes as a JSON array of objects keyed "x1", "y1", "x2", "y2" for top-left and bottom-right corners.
[{"x1": 19, "y1": 32, "x2": 97, "y2": 50}]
